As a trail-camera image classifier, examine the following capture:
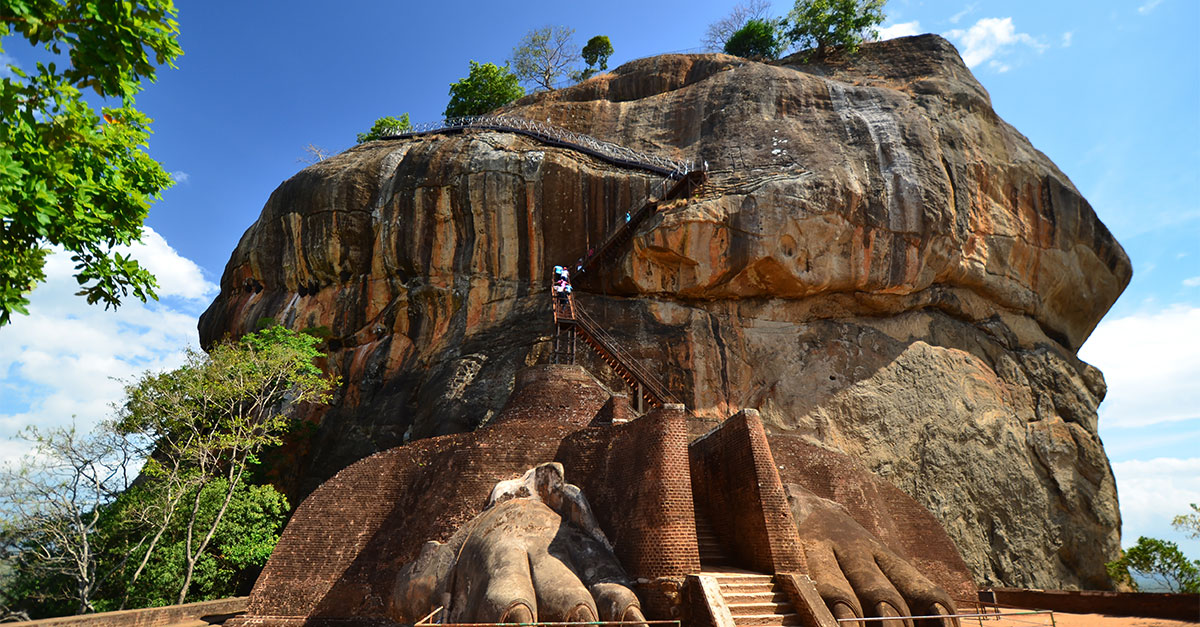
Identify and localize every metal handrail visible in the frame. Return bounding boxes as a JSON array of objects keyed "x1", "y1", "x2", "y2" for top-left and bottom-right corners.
[
  {"x1": 418, "y1": 606, "x2": 676, "y2": 627},
  {"x1": 416, "y1": 606, "x2": 445, "y2": 625},
  {"x1": 574, "y1": 169, "x2": 708, "y2": 275},
  {"x1": 837, "y1": 609, "x2": 1055, "y2": 623},
  {"x1": 375, "y1": 115, "x2": 694, "y2": 178},
  {"x1": 572, "y1": 303, "x2": 677, "y2": 407}
]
